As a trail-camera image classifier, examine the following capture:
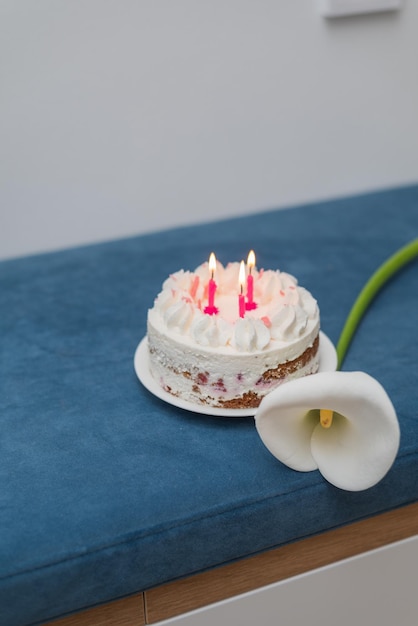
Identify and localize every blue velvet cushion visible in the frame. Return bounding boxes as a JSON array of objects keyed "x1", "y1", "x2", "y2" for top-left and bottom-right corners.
[{"x1": 1, "y1": 185, "x2": 418, "y2": 625}]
